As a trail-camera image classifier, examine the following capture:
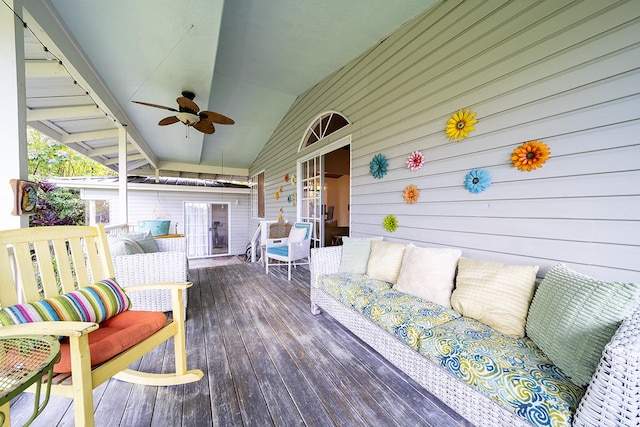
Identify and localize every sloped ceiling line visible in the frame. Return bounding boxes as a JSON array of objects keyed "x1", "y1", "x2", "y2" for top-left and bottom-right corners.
[{"x1": 17, "y1": 0, "x2": 436, "y2": 178}]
